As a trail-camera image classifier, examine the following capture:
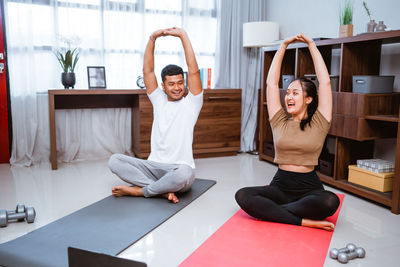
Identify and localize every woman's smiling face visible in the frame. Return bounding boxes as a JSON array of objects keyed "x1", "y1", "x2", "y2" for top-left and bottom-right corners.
[{"x1": 285, "y1": 80, "x2": 312, "y2": 117}]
